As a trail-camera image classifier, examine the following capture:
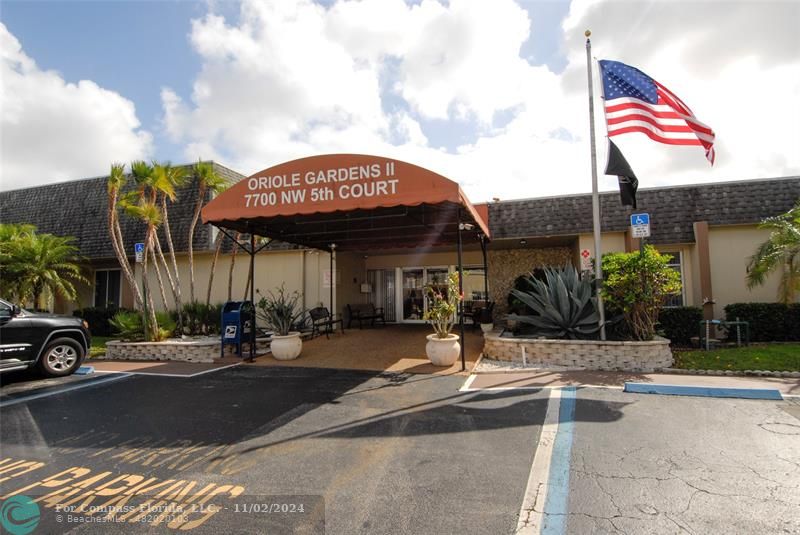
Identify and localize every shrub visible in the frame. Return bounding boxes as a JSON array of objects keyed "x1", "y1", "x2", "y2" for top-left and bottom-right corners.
[
  {"x1": 154, "y1": 311, "x2": 177, "y2": 341},
  {"x1": 182, "y1": 302, "x2": 222, "y2": 336},
  {"x1": 507, "y1": 264, "x2": 601, "y2": 339},
  {"x1": 658, "y1": 306, "x2": 702, "y2": 346},
  {"x1": 109, "y1": 310, "x2": 144, "y2": 341},
  {"x1": 73, "y1": 307, "x2": 130, "y2": 337},
  {"x1": 724, "y1": 302, "x2": 800, "y2": 342},
  {"x1": 601, "y1": 246, "x2": 682, "y2": 341}
]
